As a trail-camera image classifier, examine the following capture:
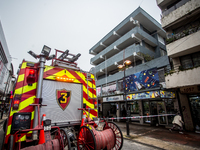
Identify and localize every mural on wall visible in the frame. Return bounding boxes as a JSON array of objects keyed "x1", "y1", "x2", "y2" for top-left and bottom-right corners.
[{"x1": 124, "y1": 67, "x2": 159, "y2": 92}]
